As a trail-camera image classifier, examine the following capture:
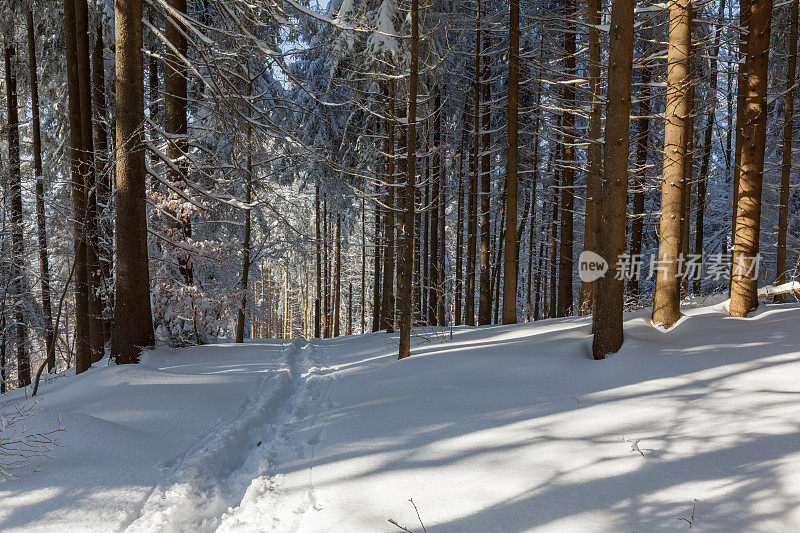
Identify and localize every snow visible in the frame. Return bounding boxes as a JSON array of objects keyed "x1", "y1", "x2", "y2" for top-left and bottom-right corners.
[{"x1": 5, "y1": 302, "x2": 800, "y2": 531}]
